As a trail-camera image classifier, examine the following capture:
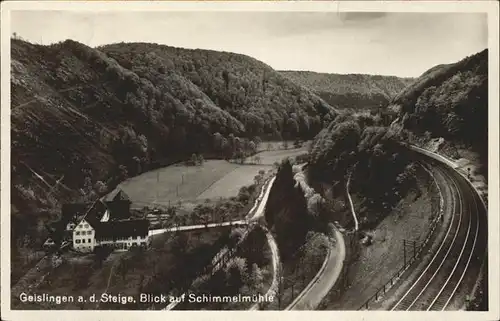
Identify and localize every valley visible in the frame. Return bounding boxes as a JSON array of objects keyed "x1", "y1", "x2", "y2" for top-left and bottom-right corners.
[{"x1": 9, "y1": 36, "x2": 489, "y2": 313}]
